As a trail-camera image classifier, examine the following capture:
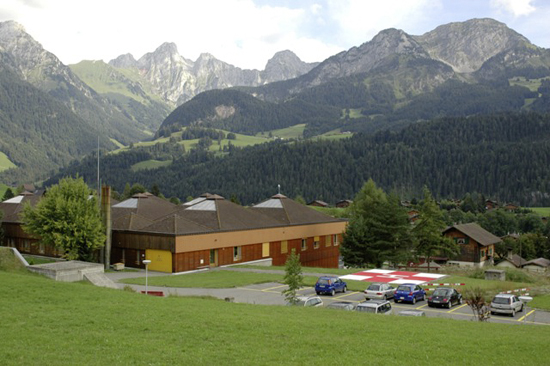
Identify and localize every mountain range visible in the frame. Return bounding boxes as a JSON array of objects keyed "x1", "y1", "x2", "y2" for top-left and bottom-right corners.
[{"x1": 1, "y1": 18, "x2": 550, "y2": 190}]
